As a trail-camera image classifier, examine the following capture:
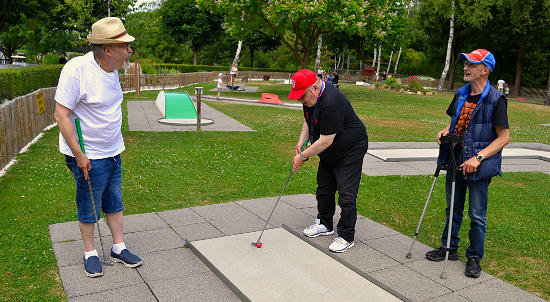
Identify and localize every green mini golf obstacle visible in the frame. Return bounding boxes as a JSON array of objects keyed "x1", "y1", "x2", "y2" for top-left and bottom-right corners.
[
  {"x1": 155, "y1": 90, "x2": 214, "y2": 126},
  {"x1": 155, "y1": 91, "x2": 196, "y2": 119}
]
